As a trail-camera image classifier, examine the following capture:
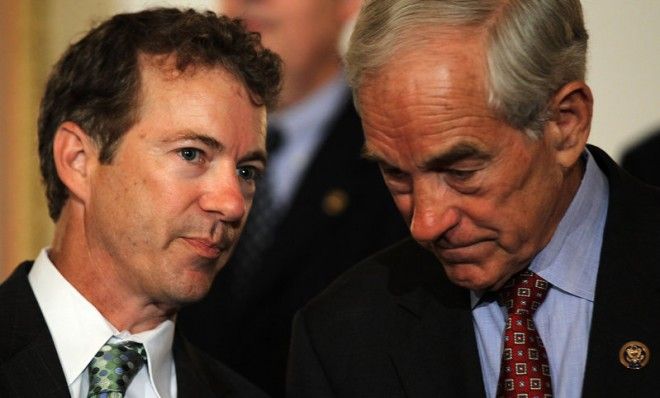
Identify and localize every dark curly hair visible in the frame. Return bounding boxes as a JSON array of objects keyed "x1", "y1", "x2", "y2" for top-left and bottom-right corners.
[{"x1": 38, "y1": 7, "x2": 282, "y2": 220}]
